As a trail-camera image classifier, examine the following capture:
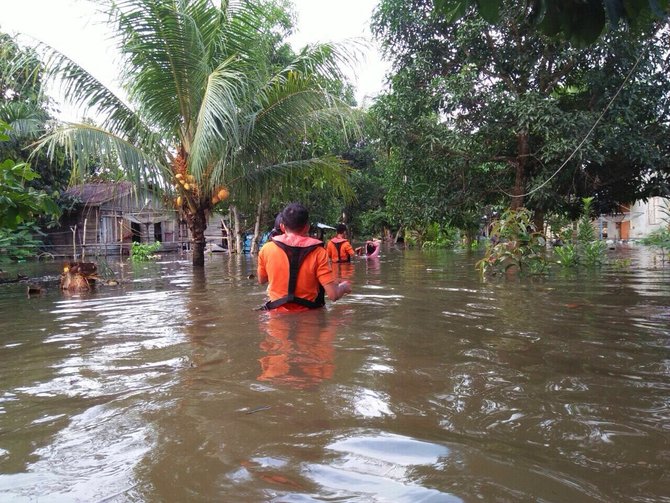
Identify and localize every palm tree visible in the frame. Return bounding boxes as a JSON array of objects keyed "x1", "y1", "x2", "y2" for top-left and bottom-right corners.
[{"x1": 32, "y1": 0, "x2": 355, "y2": 266}]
